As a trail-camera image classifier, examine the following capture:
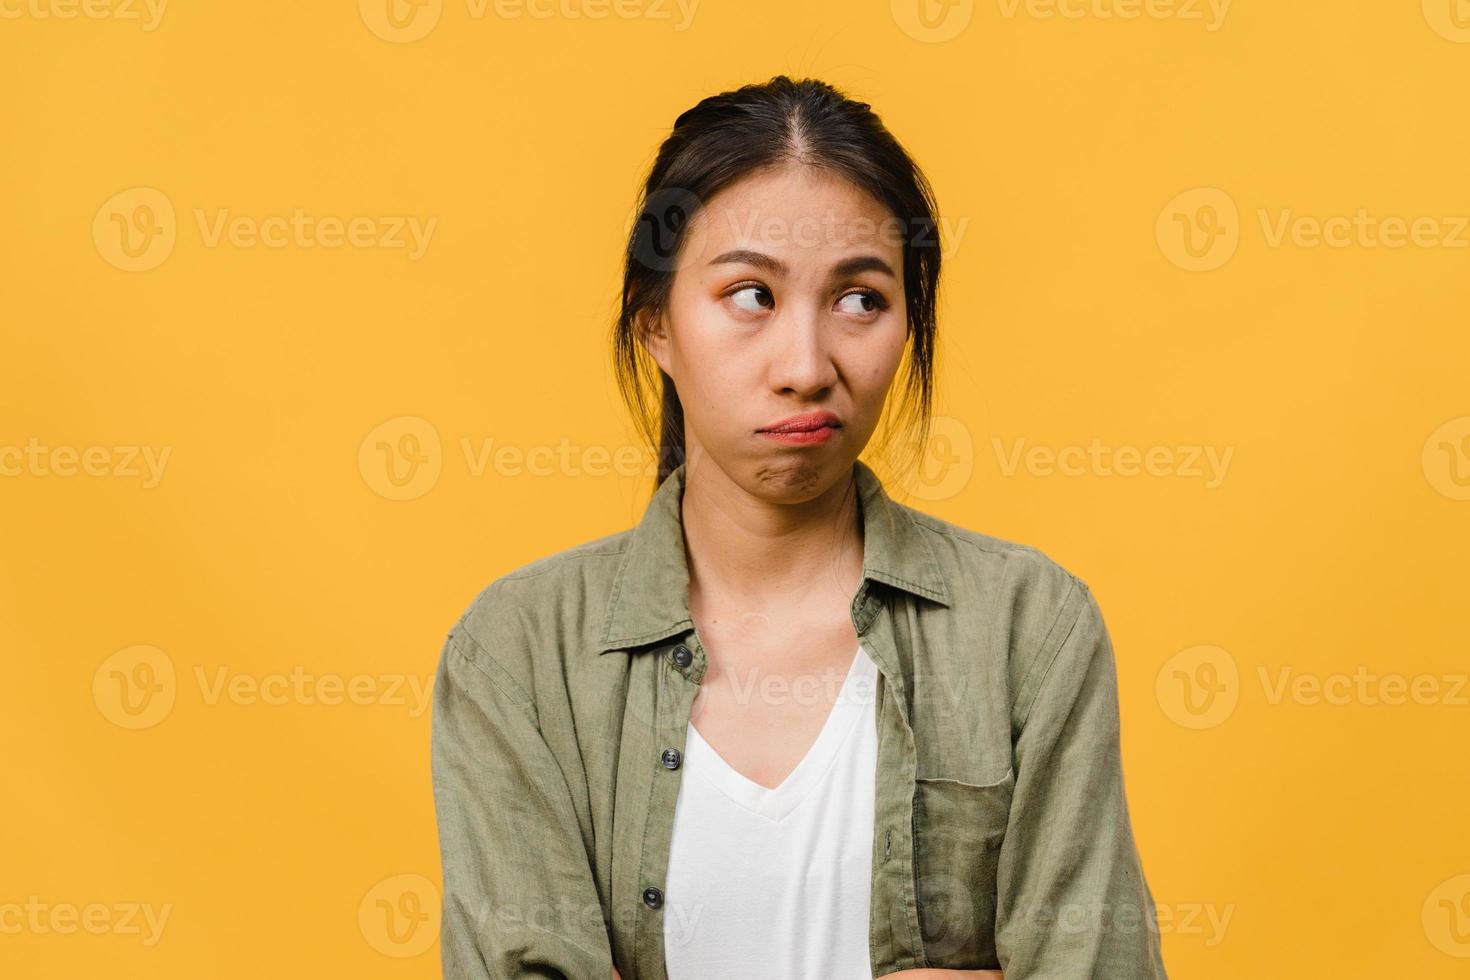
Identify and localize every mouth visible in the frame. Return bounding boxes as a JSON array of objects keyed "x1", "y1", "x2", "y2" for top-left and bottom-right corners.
[{"x1": 757, "y1": 412, "x2": 843, "y2": 445}]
